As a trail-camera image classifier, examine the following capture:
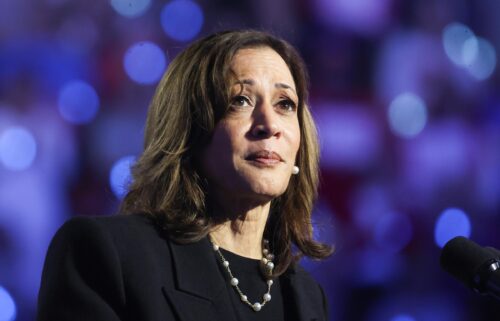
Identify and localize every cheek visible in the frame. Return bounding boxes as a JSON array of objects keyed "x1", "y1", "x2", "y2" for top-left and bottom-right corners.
[
  {"x1": 204, "y1": 123, "x2": 244, "y2": 172},
  {"x1": 285, "y1": 121, "x2": 301, "y2": 158}
]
